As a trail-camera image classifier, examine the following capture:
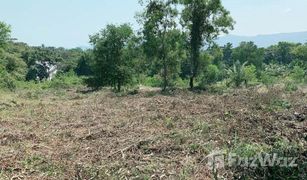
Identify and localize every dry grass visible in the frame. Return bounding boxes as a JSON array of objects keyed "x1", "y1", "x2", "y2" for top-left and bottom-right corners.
[{"x1": 0, "y1": 86, "x2": 306, "y2": 179}]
